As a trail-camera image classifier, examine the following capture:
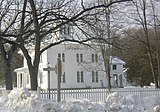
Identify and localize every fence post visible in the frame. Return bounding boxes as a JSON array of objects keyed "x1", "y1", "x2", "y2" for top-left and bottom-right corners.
[{"x1": 140, "y1": 89, "x2": 142, "y2": 98}]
